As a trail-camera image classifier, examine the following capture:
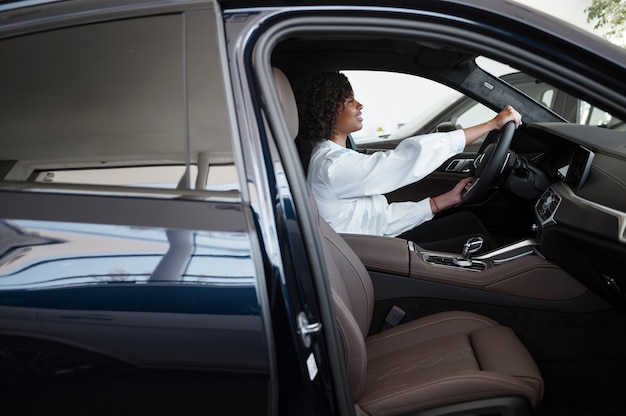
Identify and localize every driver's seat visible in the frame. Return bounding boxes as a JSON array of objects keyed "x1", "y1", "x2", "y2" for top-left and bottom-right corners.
[
  {"x1": 272, "y1": 67, "x2": 543, "y2": 415},
  {"x1": 319, "y1": 214, "x2": 543, "y2": 415}
]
